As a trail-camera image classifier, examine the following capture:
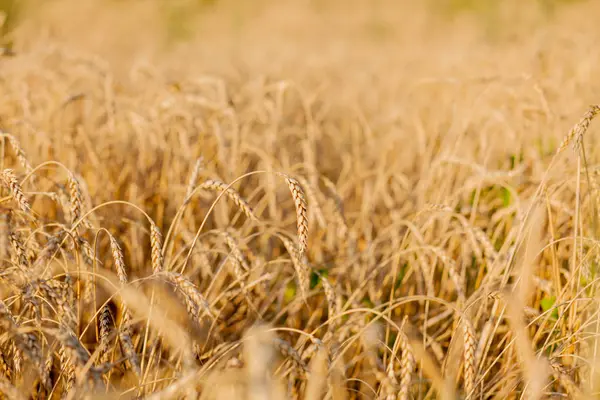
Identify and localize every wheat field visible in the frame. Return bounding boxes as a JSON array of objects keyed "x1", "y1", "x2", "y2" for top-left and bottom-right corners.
[{"x1": 1, "y1": 0, "x2": 600, "y2": 399}]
